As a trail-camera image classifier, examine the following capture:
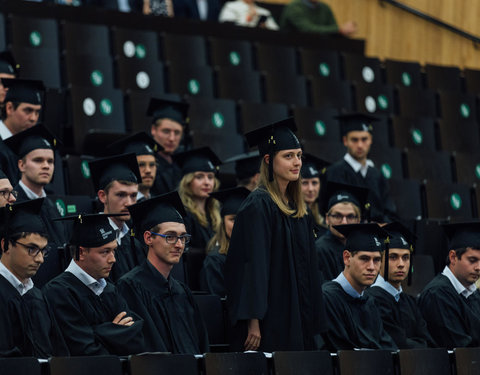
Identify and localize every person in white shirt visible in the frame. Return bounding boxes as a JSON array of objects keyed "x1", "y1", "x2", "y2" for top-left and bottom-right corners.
[{"x1": 219, "y1": 0, "x2": 279, "y2": 30}]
